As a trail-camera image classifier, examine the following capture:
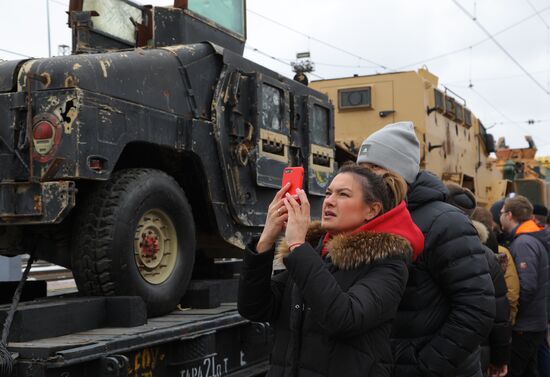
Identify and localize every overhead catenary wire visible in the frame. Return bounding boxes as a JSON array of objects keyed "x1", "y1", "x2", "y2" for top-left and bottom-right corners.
[
  {"x1": 314, "y1": 62, "x2": 380, "y2": 69},
  {"x1": 446, "y1": 82, "x2": 550, "y2": 147},
  {"x1": 490, "y1": 119, "x2": 550, "y2": 126},
  {"x1": 445, "y1": 69, "x2": 550, "y2": 85},
  {"x1": 444, "y1": 81, "x2": 525, "y2": 125},
  {"x1": 524, "y1": 0, "x2": 550, "y2": 91},
  {"x1": 468, "y1": 46, "x2": 473, "y2": 88},
  {"x1": 396, "y1": 45, "x2": 473, "y2": 71},
  {"x1": 245, "y1": 45, "x2": 325, "y2": 79},
  {"x1": 525, "y1": 0, "x2": 550, "y2": 29},
  {"x1": 247, "y1": 8, "x2": 390, "y2": 72},
  {"x1": 451, "y1": 0, "x2": 550, "y2": 97},
  {"x1": 398, "y1": 4, "x2": 550, "y2": 70},
  {"x1": 468, "y1": 87, "x2": 535, "y2": 136},
  {"x1": 0, "y1": 48, "x2": 31, "y2": 58},
  {"x1": 245, "y1": 45, "x2": 291, "y2": 66},
  {"x1": 243, "y1": 50, "x2": 380, "y2": 70},
  {"x1": 467, "y1": 86, "x2": 517, "y2": 126}
]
